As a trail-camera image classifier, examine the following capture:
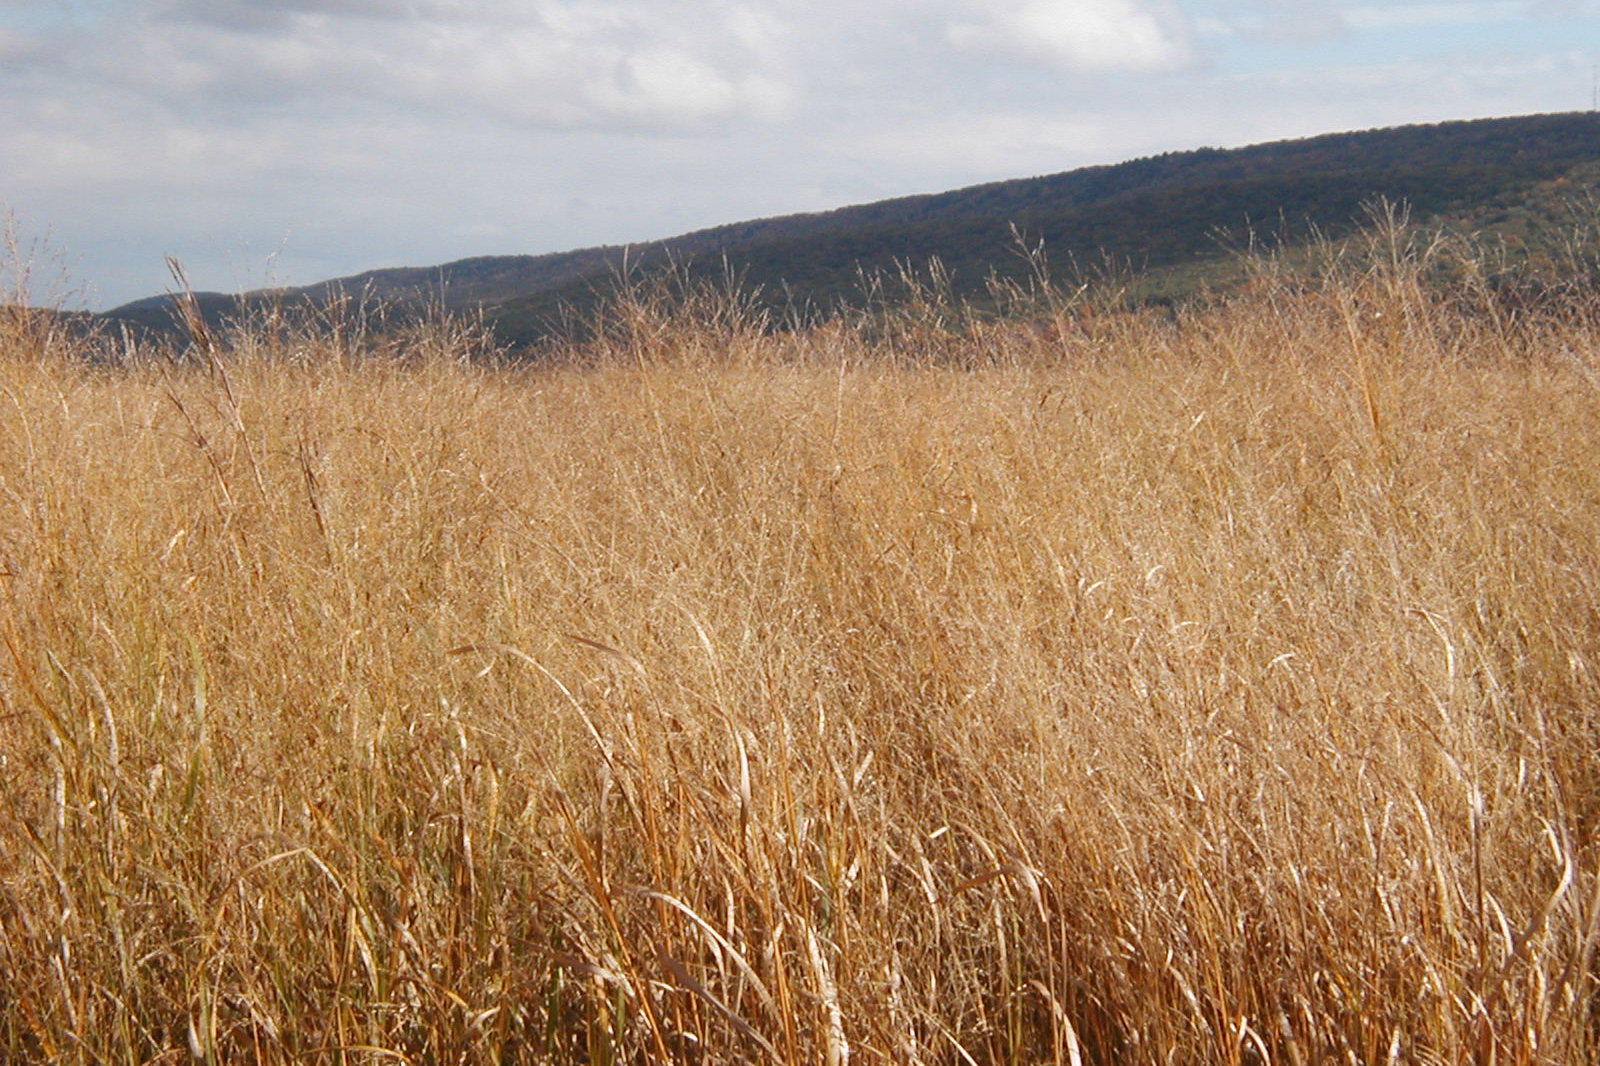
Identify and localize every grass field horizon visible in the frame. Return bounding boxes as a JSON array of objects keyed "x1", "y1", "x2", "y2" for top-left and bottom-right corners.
[{"x1": 2, "y1": 221, "x2": 1599, "y2": 1064}]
